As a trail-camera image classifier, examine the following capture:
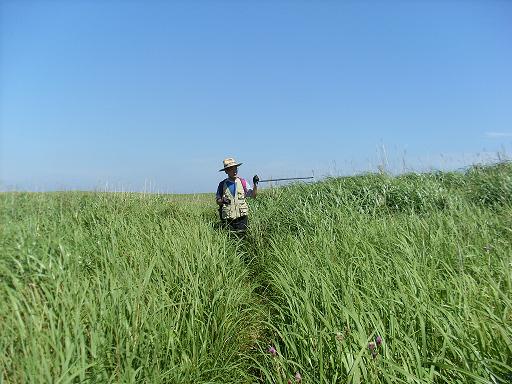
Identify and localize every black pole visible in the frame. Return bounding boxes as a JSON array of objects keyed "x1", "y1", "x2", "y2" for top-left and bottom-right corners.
[{"x1": 257, "y1": 176, "x2": 314, "y2": 183}]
